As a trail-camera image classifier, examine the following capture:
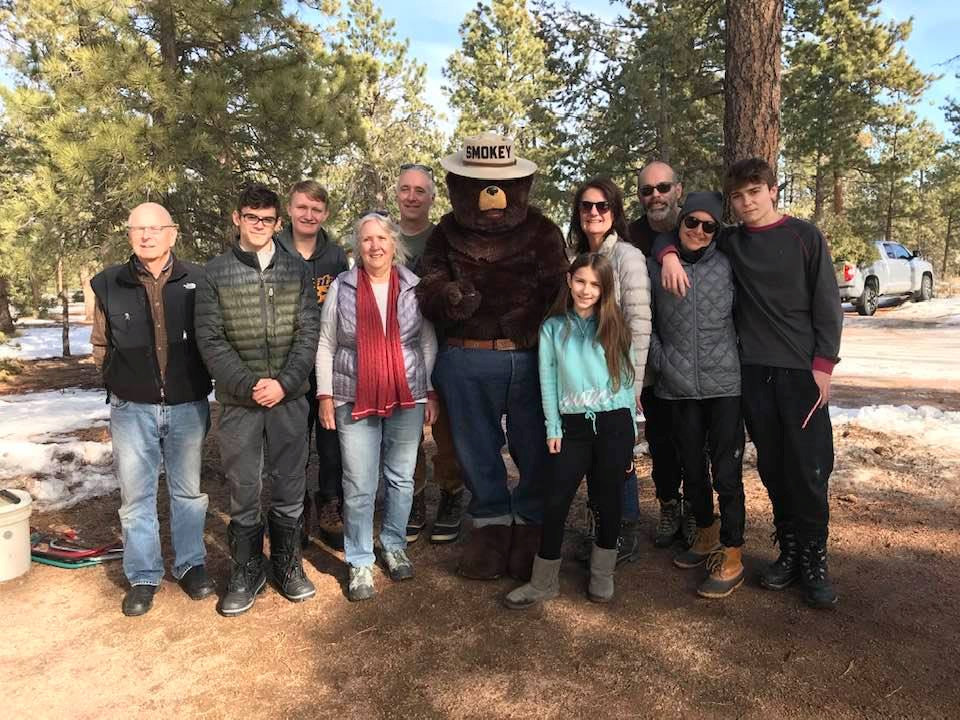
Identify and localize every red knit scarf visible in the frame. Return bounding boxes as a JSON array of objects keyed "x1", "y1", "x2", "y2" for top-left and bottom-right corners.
[{"x1": 352, "y1": 267, "x2": 415, "y2": 420}]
